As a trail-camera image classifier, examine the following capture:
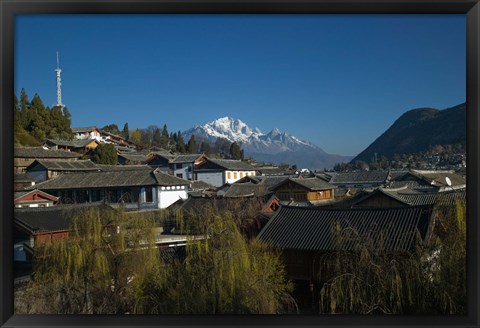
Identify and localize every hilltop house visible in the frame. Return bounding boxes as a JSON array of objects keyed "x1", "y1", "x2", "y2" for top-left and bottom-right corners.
[
  {"x1": 31, "y1": 167, "x2": 190, "y2": 209},
  {"x1": 100, "y1": 130, "x2": 127, "y2": 145},
  {"x1": 72, "y1": 126, "x2": 102, "y2": 141},
  {"x1": 44, "y1": 139, "x2": 99, "y2": 153},
  {"x1": 194, "y1": 158, "x2": 256, "y2": 187}
]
